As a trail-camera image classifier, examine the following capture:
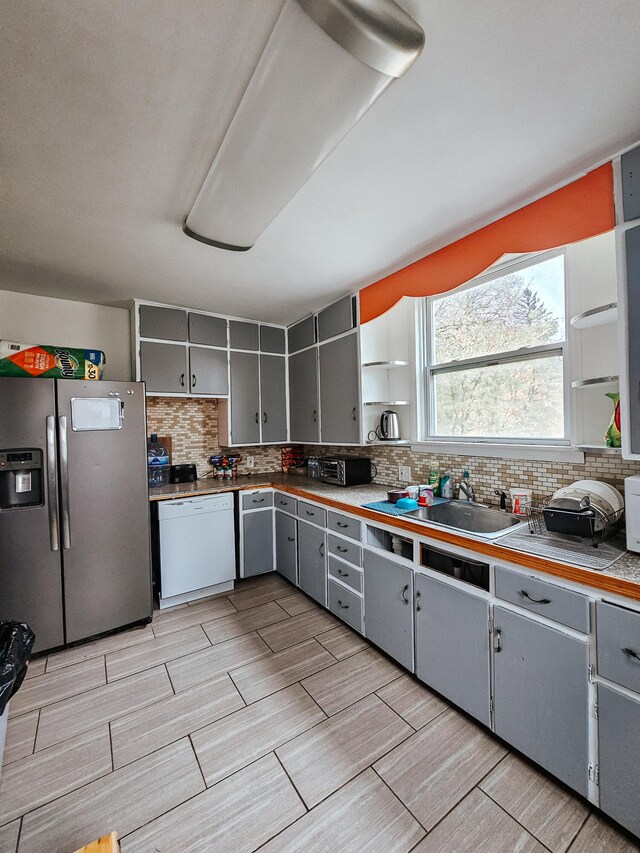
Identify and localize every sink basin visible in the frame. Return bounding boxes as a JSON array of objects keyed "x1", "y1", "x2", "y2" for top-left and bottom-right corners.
[{"x1": 405, "y1": 500, "x2": 527, "y2": 539}]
